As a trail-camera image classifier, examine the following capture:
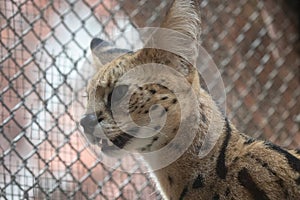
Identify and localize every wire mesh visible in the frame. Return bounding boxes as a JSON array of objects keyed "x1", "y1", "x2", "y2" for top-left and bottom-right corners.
[{"x1": 0, "y1": 0, "x2": 299, "y2": 199}]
